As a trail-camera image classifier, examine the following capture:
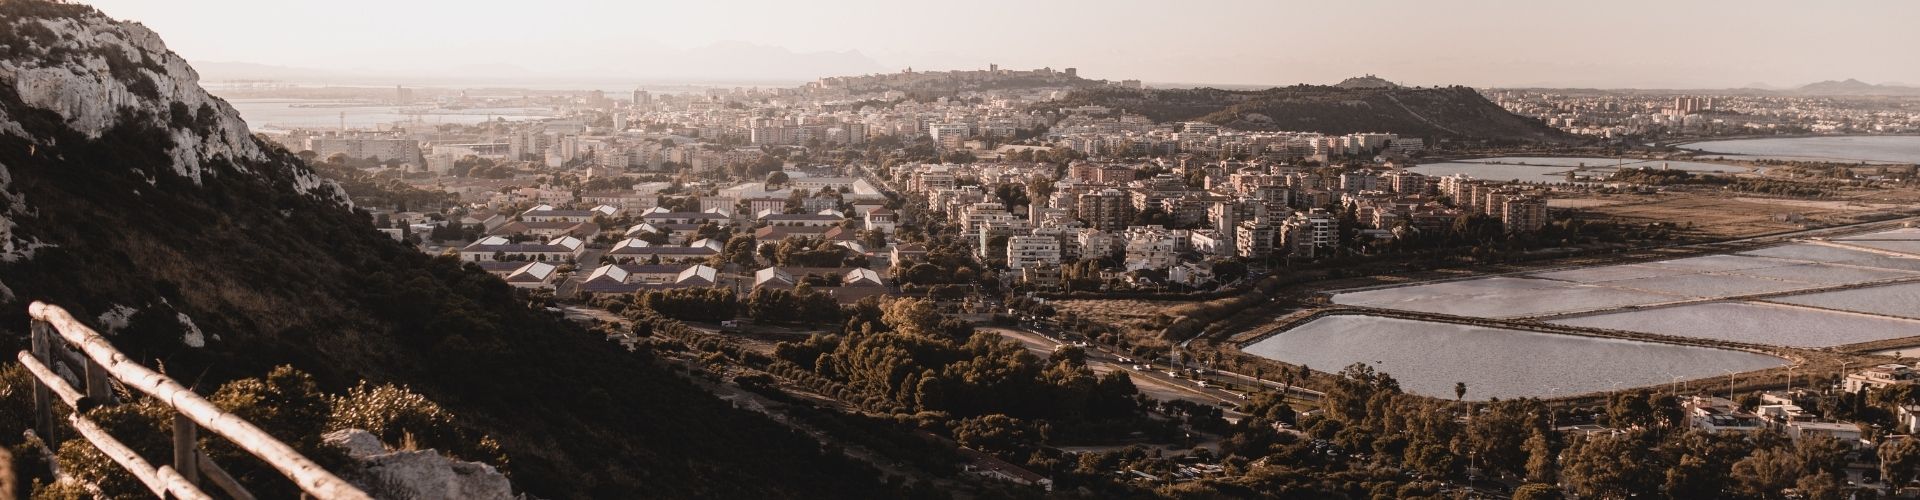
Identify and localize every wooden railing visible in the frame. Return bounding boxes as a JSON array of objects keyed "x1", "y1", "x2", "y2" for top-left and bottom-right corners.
[{"x1": 21, "y1": 302, "x2": 370, "y2": 500}]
